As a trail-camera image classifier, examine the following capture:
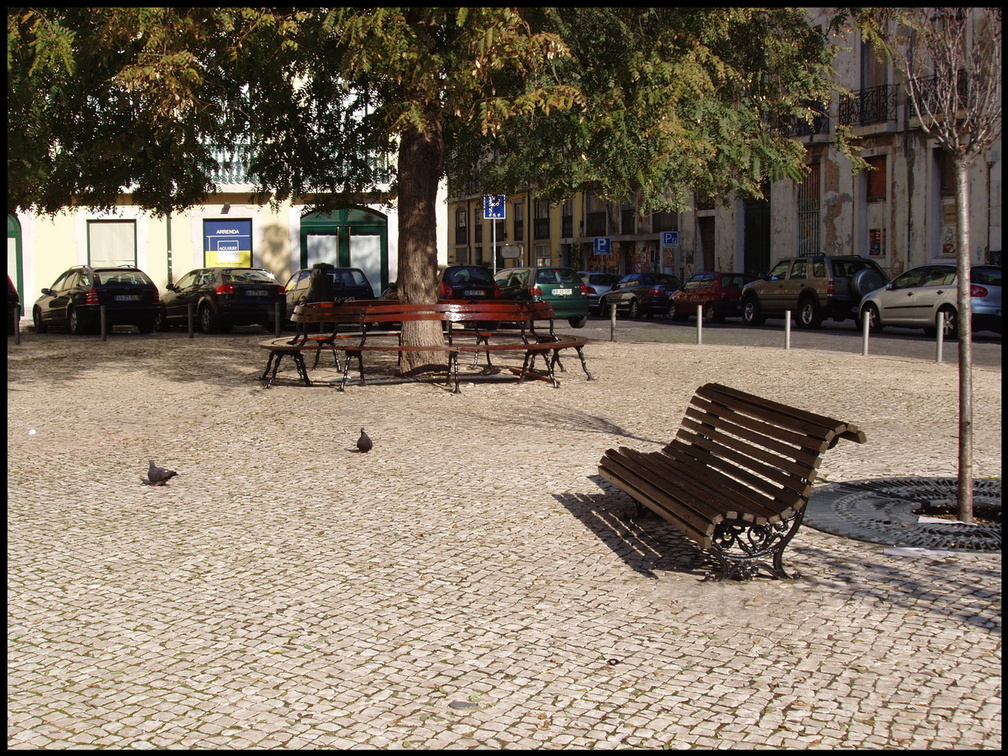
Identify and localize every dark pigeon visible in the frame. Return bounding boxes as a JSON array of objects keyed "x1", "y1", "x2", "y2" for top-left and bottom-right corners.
[
  {"x1": 147, "y1": 459, "x2": 178, "y2": 486},
  {"x1": 356, "y1": 428, "x2": 373, "y2": 454}
]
